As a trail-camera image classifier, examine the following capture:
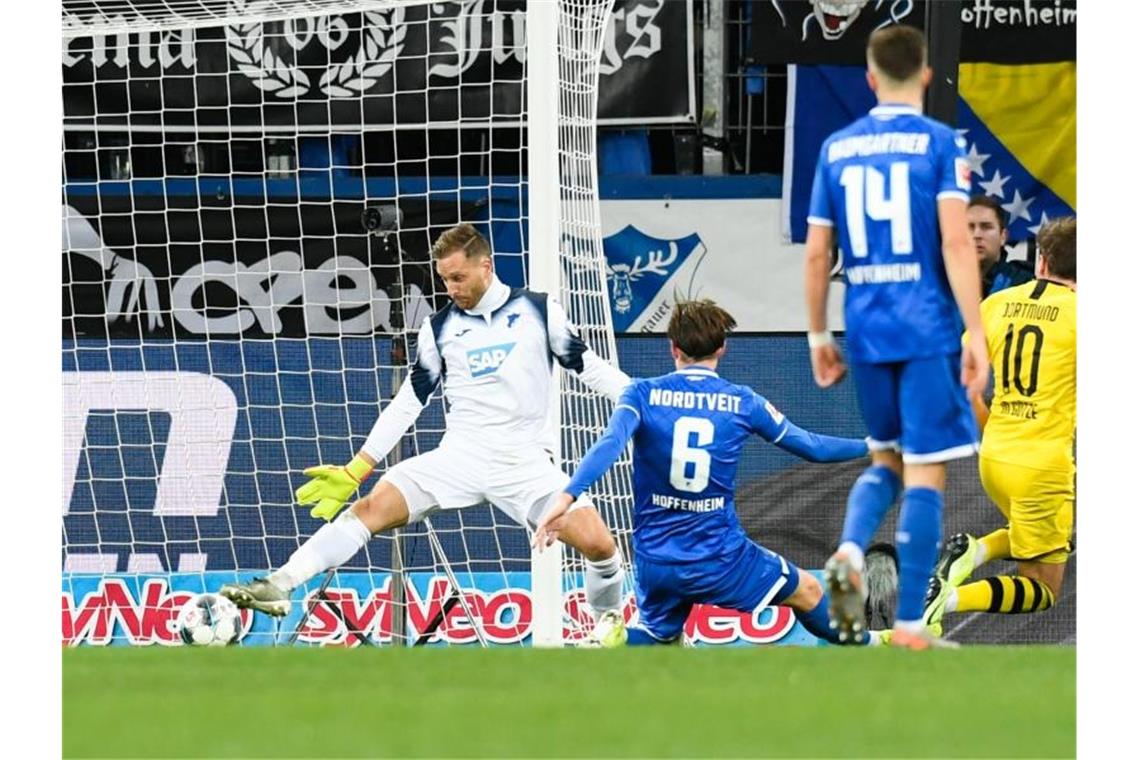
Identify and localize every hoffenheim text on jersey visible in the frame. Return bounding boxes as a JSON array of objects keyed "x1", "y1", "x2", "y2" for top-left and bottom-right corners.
[{"x1": 626, "y1": 368, "x2": 788, "y2": 562}]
